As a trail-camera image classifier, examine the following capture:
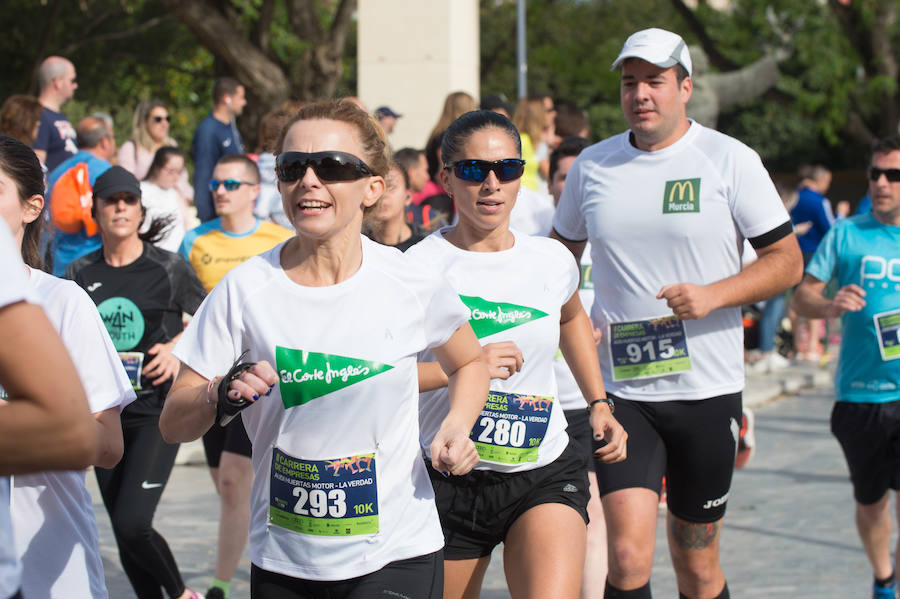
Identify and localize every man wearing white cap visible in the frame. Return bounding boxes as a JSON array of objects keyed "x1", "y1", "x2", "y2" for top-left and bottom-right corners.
[{"x1": 552, "y1": 28, "x2": 803, "y2": 599}]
